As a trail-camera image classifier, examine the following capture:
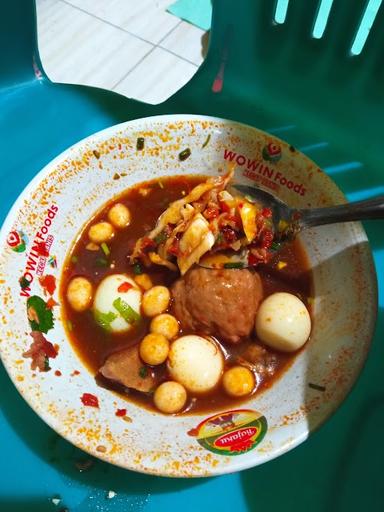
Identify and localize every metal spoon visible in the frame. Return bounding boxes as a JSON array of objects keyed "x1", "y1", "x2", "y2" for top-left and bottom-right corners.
[
  {"x1": 233, "y1": 184, "x2": 384, "y2": 241},
  {"x1": 199, "y1": 185, "x2": 384, "y2": 269}
]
